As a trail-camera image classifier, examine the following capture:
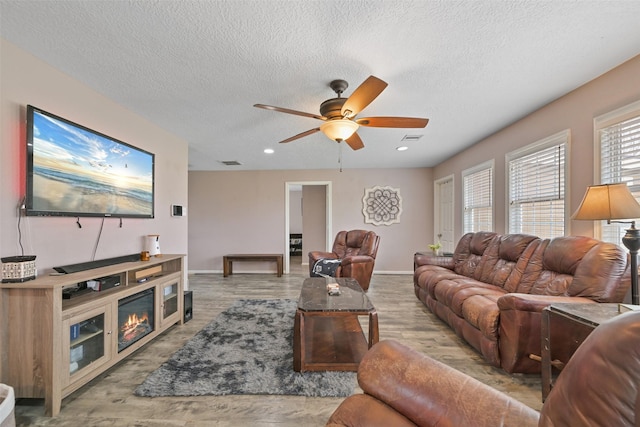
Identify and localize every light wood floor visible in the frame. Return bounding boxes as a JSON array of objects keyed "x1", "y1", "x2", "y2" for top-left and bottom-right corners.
[{"x1": 14, "y1": 257, "x2": 542, "y2": 426}]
